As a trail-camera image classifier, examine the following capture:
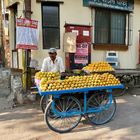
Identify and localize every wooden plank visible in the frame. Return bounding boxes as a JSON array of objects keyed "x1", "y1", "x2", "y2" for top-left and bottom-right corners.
[{"x1": 93, "y1": 44, "x2": 128, "y2": 51}]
